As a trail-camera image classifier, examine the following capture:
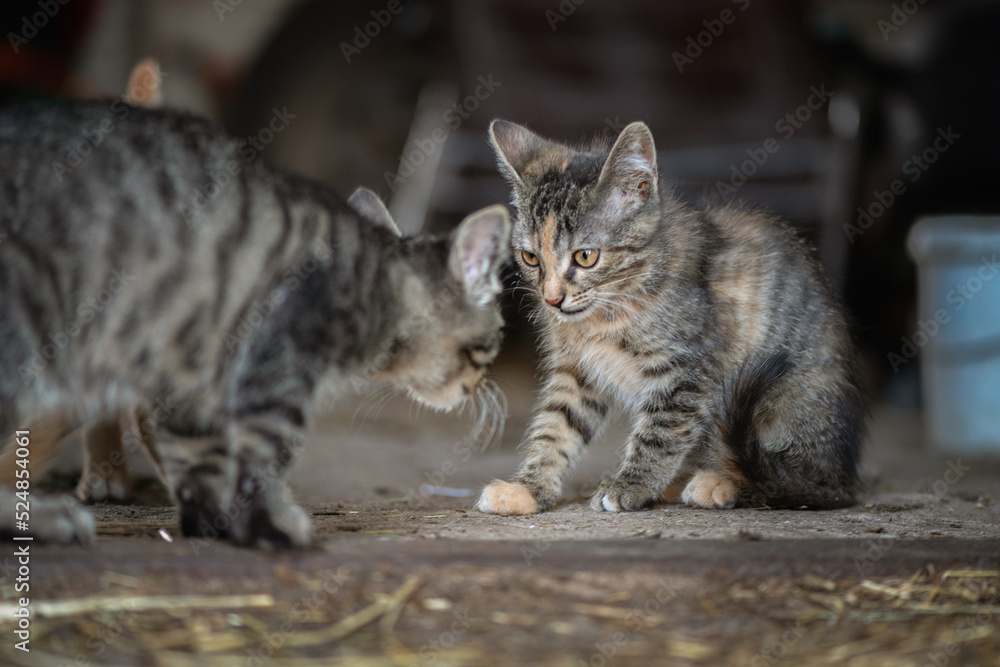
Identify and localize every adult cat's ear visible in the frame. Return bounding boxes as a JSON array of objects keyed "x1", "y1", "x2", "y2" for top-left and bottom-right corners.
[
  {"x1": 348, "y1": 187, "x2": 401, "y2": 236},
  {"x1": 488, "y1": 119, "x2": 548, "y2": 187},
  {"x1": 449, "y1": 205, "x2": 512, "y2": 305},
  {"x1": 597, "y1": 121, "x2": 659, "y2": 216}
]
